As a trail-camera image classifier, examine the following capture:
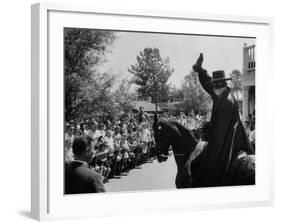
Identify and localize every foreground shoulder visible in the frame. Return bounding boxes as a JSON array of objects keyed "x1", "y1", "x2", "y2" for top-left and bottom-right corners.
[
  {"x1": 89, "y1": 170, "x2": 105, "y2": 192},
  {"x1": 89, "y1": 168, "x2": 103, "y2": 180}
]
